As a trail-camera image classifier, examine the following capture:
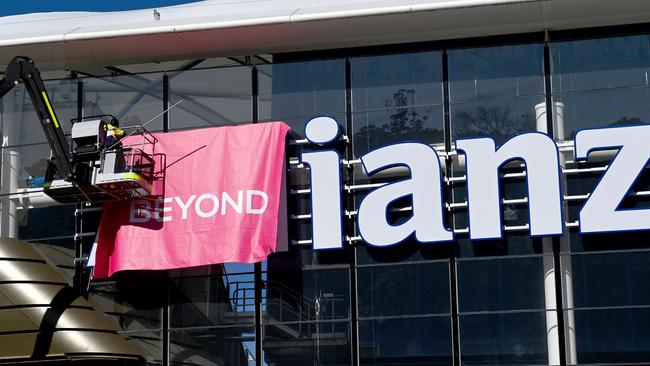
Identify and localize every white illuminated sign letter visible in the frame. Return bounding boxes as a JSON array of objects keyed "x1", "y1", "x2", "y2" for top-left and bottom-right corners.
[
  {"x1": 456, "y1": 133, "x2": 563, "y2": 240},
  {"x1": 301, "y1": 117, "x2": 343, "y2": 250},
  {"x1": 575, "y1": 125, "x2": 650, "y2": 233},
  {"x1": 357, "y1": 143, "x2": 453, "y2": 246}
]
